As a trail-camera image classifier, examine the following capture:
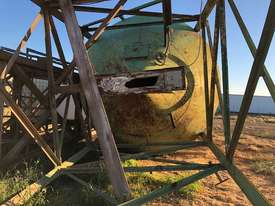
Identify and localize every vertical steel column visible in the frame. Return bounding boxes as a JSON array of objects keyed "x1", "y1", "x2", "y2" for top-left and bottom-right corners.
[
  {"x1": 43, "y1": 7, "x2": 61, "y2": 161},
  {"x1": 162, "y1": 0, "x2": 172, "y2": 47},
  {"x1": 11, "y1": 78, "x2": 19, "y2": 139},
  {"x1": 227, "y1": 0, "x2": 275, "y2": 160},
  {"x1": 58, "y1": 0, "x2": 130, "y2": 199},
  {"x1": 208, "y1": 1, "x2": 220, "y2": 140},
  {"x1": 219, "y1": 0, "x2": 231, "y2": 150},
  {"x1": 202, "y1": 24, "x2": 211, "y2": 138},
  {"x1": 206, "y1": 20, "x2": 223, "y2": 112}
]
